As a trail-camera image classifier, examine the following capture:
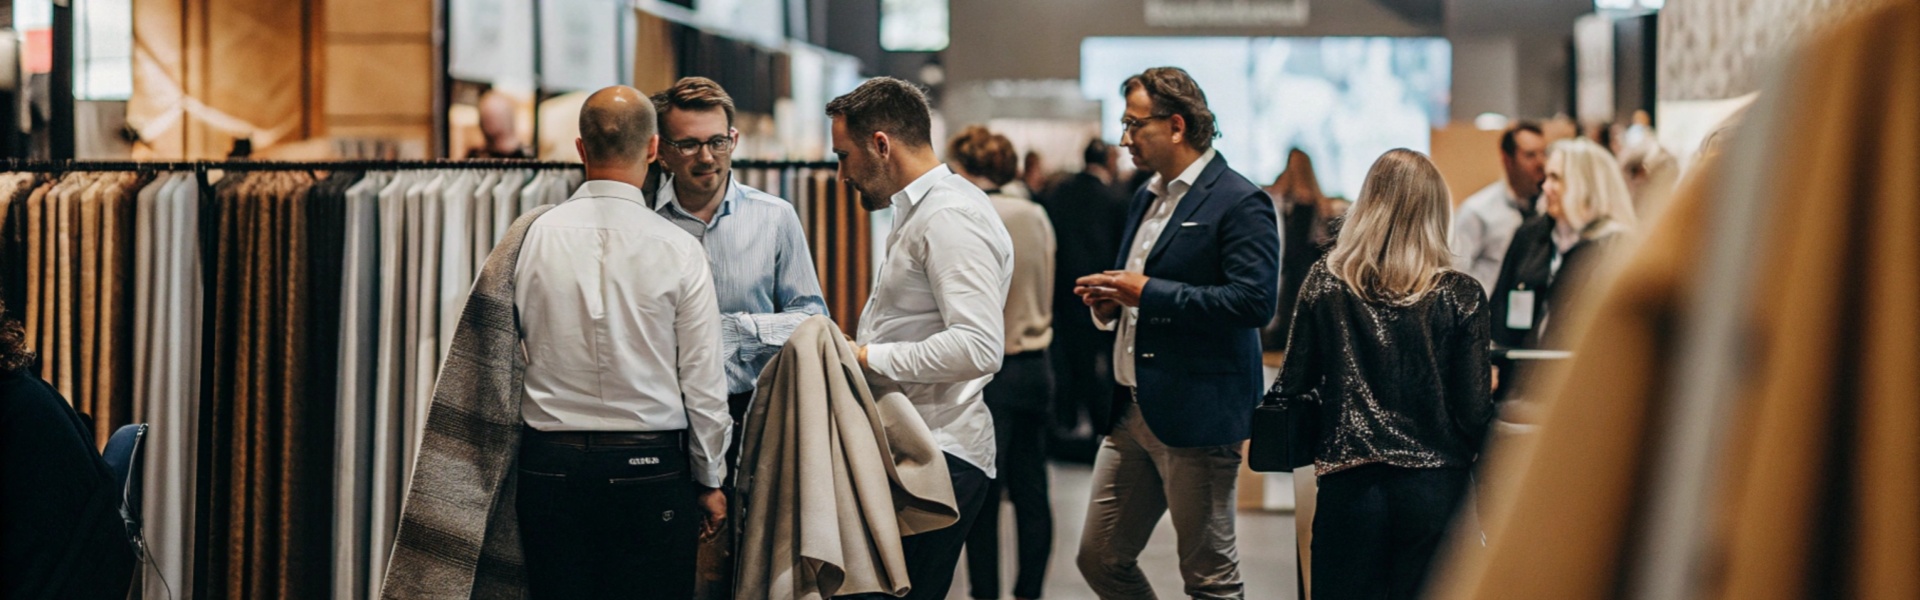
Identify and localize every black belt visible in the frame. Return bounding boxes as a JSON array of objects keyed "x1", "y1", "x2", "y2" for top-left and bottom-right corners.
[{"x1": 524, "y1": 429, "x2": 684, "y2": 448}]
